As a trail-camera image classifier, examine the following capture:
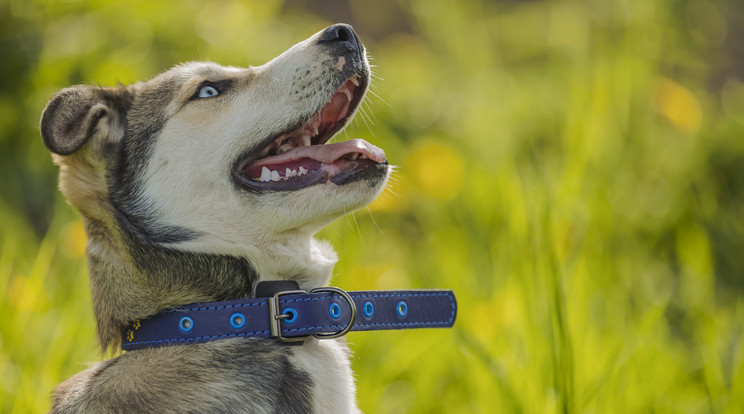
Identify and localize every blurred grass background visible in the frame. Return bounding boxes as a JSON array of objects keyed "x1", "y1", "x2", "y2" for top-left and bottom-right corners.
[{"x1": 2, "y1": 0, "x2": 744, "y2": 412}]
